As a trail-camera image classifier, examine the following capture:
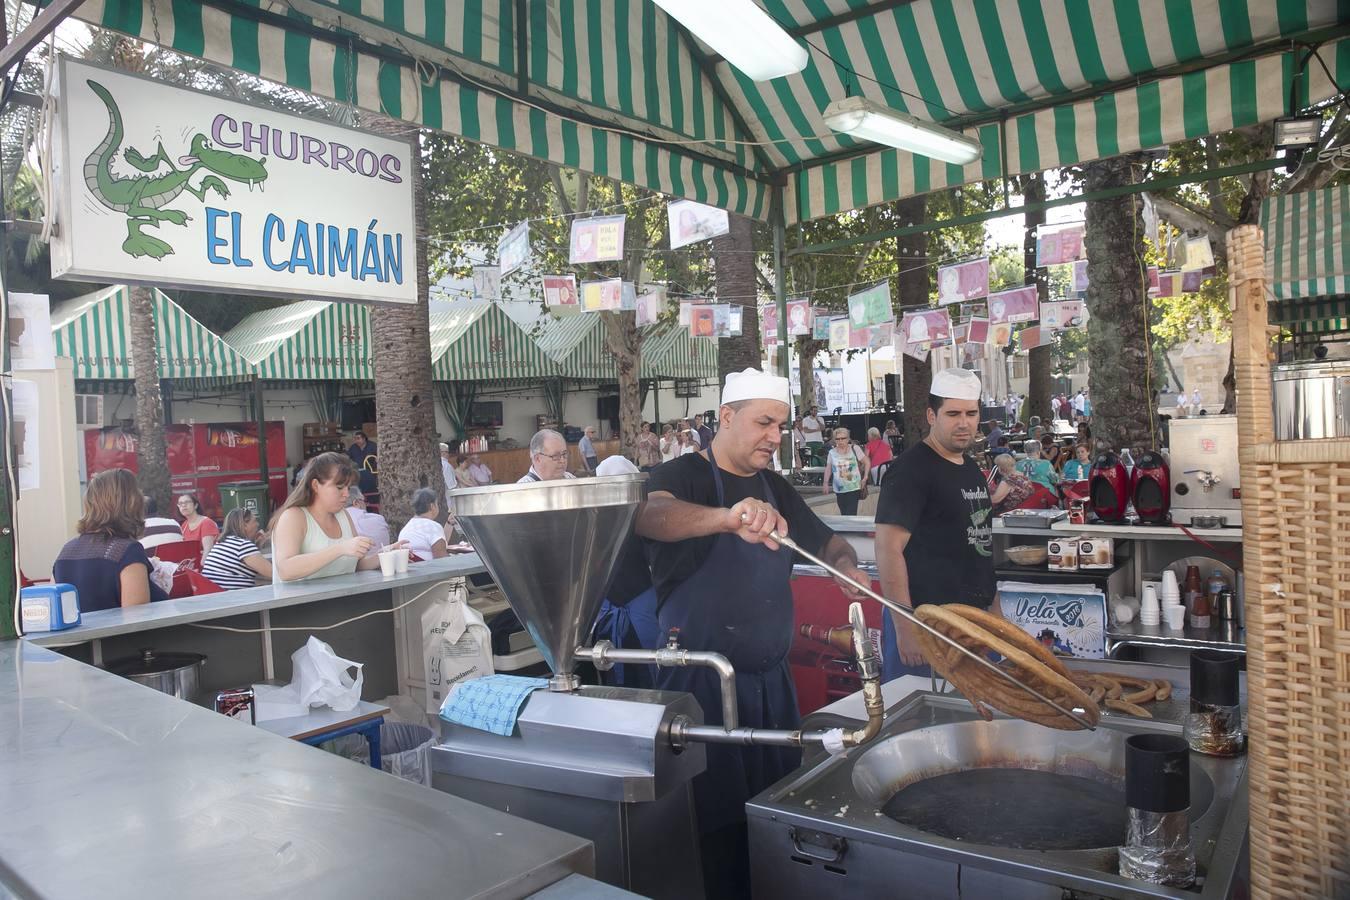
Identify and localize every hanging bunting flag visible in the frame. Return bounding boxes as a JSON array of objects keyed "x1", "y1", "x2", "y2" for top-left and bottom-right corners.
[
  {"x1": 988, "y1": 285, "x2": 1039, "y2": 324},
  {"x1": 679, "y1": 300, "x2": 693, "y2": 325},
  {"x1": 712, "y1": 305, "x2": 732, "y2": 338},
  {"x1": 1146, "y1": 266, "x2": 1160, "y2": 295},
  {"x1": 868, "y1": 322, "x2": 894, "y2": 350},
  {"x1": 581, "y1": 278, "x2": 623, "y2": 312},
  {"x1": 1040, "y1": 300, "x2": 1086, "y2": 330},
  {"x1": 1181, "y1": 235, "x2": 1215, "y2": 271},
  {"x1": 937, "y1": 258, "x2": 990, "y2": 304},
  {"x1": 728, "y1": 306, "x2": 743, "y2": 337},
  {"x1": 848, "y1": 320, "x2": 871, "y2": 349},
  {"x1": 828, "y1": 317, "x2": 849, "y2": 352},
  {"x1": 900, "y1": 308, "x2": 952, "y2": 346},
  {"x1": 963, "y1": 342, "x2": 985, "y2": 363},
  {"x1": 542, "y1": 274, "x2": 578, "y2": 308},
  {"x1": 621, "y1": 282, "x2": 637, "y2": 311},
  {"x1": 847, "y1": 281, "x2": 892, "y2": 327},
  {"x1": 967, "y1": 317, "x2": 990, "y2": 344},
  {"x1": 1018, "y1": 325, "x2": 1052, "y2": 349},
  {"x1": 958, "y1": 301, "x2": 987, "y2": 322},
  {"x1": 989, "y1": 322, "x2": 1013, "y2": 347},
  {"x1": 636, "y1": 289, "x2": 664, "y2": 326},
  {"x1": 953, "y1": 324, "x2": 969, "y2": 345},
  {"x1": 760, "y1": 304, "x2": 780, "y2": 346},
  {"x1": 473, "y1": 265, "x2": 501, "y2": 300},
  {"x1": 1181, "y1": 269, "x2": 1205, "y2": 292},
  {"x1": 569, "y1": 215, "x2": 626, "y2": 264},
  {"x1": 1035, "y1": 224, "x2": 1086, "y2": 267},
  {"x1": 901, "y1": 341, "x2": 931, "y2": 363},
  {"x1": 668, "y1": 200, "x2": 730, "y2": 249},
  {"x1": 1072, "y1": 259, "x2": 1090, "y2": 294},
  {"x1": 690, "y1": 305, "x2": 717, "y2": 338},
  {"x1": 497, "y1": 221, "x2": 530, "y2": 276},
  {"x1": 1154, "y1": 271, "x2": 1176, "y2": 297},
  {"x1": 812, "y1": 315, "x2": 832, "y2": 341},
  {"x1": 787, "y1": 298, "x2": 814, "y2": 335}
]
